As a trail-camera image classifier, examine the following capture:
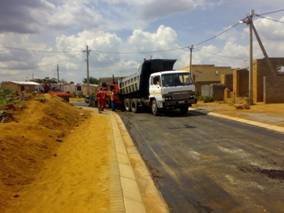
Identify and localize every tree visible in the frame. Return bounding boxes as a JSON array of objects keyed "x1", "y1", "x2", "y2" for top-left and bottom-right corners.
[
  {"x1": 32, "y1": 77, "x2": 58, "y2": 84},
  {"x1": 83, "y1": 77, "x2": 100, "y2": 84}
]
